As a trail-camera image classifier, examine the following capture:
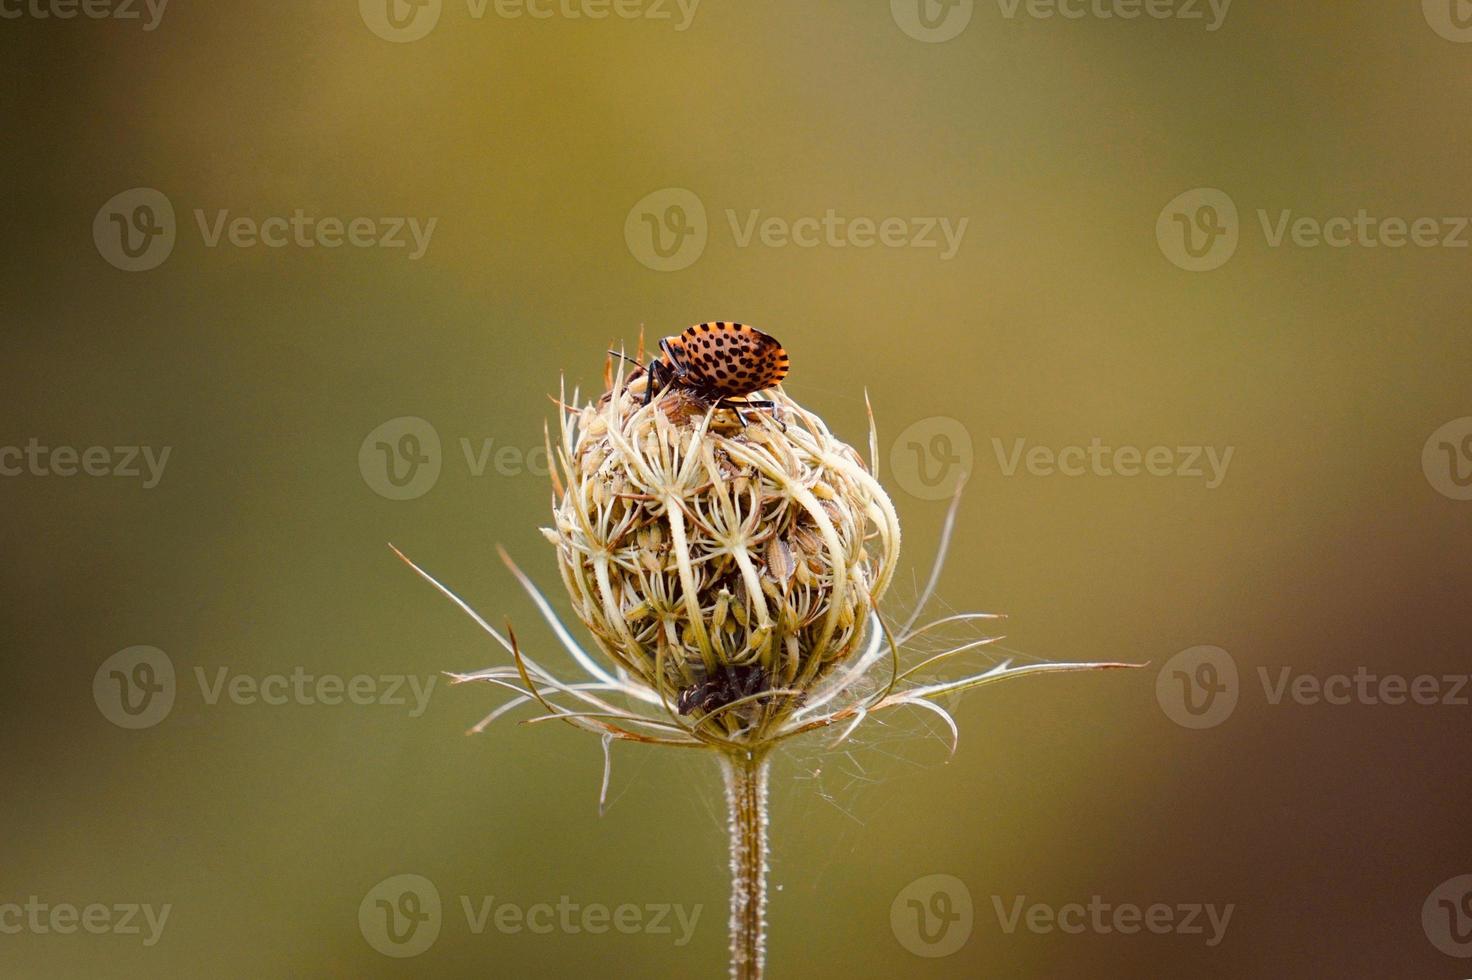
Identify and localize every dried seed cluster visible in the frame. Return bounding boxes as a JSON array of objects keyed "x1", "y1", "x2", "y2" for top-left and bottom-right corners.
[
  {"x1": 396, "y1": 350, "x2": 1141, "y2": 980},
  {"x1": 544, "y1": 365, "x2": 901, "y2": 745}
]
